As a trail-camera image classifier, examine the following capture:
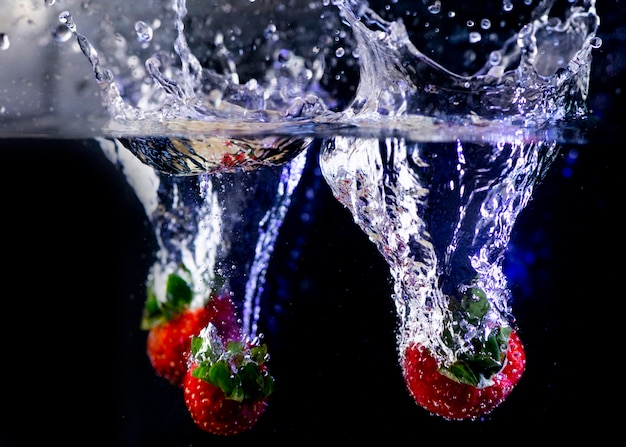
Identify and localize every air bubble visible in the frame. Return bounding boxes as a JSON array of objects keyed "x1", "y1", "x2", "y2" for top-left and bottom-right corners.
[
  {"x1": 427, "y1": 1, "x2": 441, "y2": 15},
  {"x1": 276, "y1": 48, "x2": 291, "y2": 63},
  {"x1": 52, "y1": 25, "x2": 72, "y2": 43},
  {"x1": 489, "y1": 50, "x2": 503, "y2": 66},
  {"x1": 0, "y1": 34, "x2": 9, "y2": 51},
  {"x1": 135, "y1": 21, "x2": 153, "y2": 43},
  {"x1": 58, "y1": 11, "x2": 76, "y2": 33},
  {"x1": 469, "y1": 32, "x2": 482, "y2": 43},
  {"x1": 590, "y1": 37, "x2": 602, "y2": 49}
]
